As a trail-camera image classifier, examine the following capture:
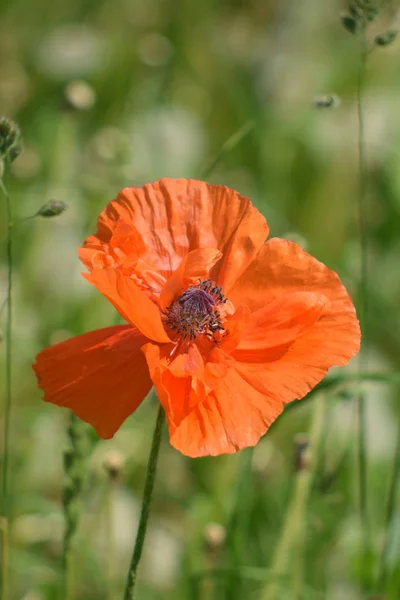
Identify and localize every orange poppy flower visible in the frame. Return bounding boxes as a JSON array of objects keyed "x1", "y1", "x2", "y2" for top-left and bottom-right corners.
[{"x1": 33, "y1": 178, "x2": 360, "y2": 457}]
